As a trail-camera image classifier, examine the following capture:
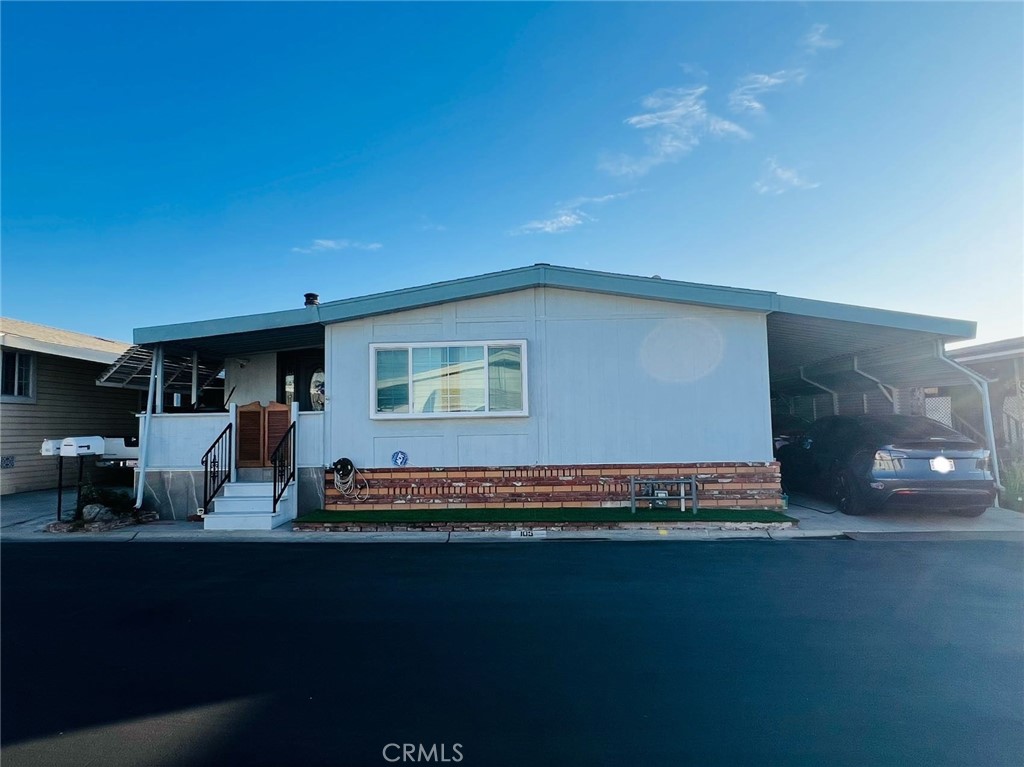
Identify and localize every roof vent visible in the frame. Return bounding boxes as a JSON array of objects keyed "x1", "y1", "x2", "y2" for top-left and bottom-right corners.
[{"x1": 304, "y1": 293, "x2": 320, "y2": 307}]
